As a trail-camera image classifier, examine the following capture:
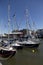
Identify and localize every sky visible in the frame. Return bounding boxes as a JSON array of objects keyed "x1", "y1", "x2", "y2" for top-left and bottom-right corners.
[{"x1": 0, "y1": 0, "x2": 43, "y2": 34}]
